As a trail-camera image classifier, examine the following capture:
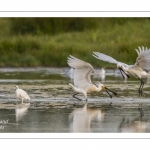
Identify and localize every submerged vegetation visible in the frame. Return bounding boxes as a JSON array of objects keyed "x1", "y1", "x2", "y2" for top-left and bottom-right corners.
[{"x1": 0, "y1": 18, "x2": 150, "y2": 68}]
